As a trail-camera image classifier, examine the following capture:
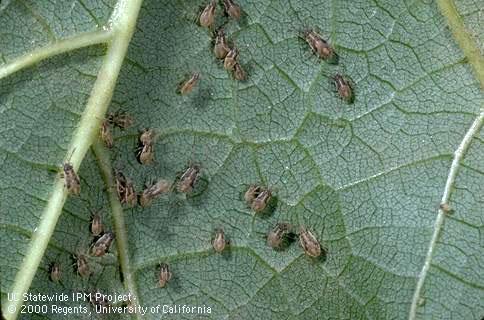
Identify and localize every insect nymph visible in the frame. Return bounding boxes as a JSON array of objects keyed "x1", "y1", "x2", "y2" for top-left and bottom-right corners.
[
  {"x1": 333, "y1": 74, "x2": 354, "y2": 103},
  {"x1": 115, "y1": 171, "x2": 137, "y2": 207},
  {"x1": 200, "y1": 1, "x2": 216, "y2": 28},
  {"x1": 158, "y1": 263, "x2": 172, "y2": 288},
  {"x1": 251, "y1": 189, "x2": 272, "y2": 212},
  {"x1": 75, "y1": 253, "x2": 90, "y2": 277},
  {"x1": 91, "y1": 232, "x2": 115, "y2": 257},
  {"x1": 303, "y1": 29, "x2": 335, "y2": 60},
  {"x1": 179, "y1": 73, "x2": 200, "y2": 95},
  {"x1": 100, "y1": 120, "x2": 113, "y2": 148},
  {"x1": 49, "y1": 262, "x2": 61, "y2": 282},
  {"x1": 62, "y1": 152, "x2": 80, "y2": 195},
  {"x1": 90, "y1": 212, "x2": 103, "y2": 237},
  {"x1": 299, "y1": 226, "x2": 322, "y2": 257},
  {"x1": 224, "y1": 48, "x2": 238, "y2": 71},
  {"x1": 212, "y1": 228, "x2": 228, "y2": 253},
  {"x1": 214, "y1": 29, "x2": 230, "y2": 59},
  {"x1": 177, "y1": 164, "x2": 201, "y2": 193},
  {"x1": 223, "y1": 0, "x2": 241, "y2": 20},
  {"x1": 139, "y1": 179, "x2": 172, "y2": 207},
  {"x1": 267, "y1": 223, "x2": 291, "y2": 249},
  {"x1": 137, "y1": 129, "x2": 156, "y2": 165}
]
